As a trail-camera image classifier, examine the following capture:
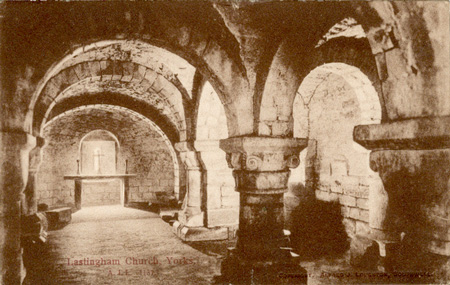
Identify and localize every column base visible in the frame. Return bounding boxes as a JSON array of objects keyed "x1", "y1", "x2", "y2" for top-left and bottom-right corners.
[
  {"x1": 215, "y1": 247, "x2": 307, "y2": 284},
  {"x1": 178, "y1": 208, "x2": 204, "y2": 227},
  {"x1": 172, "y1": 221, "x2": 235, "y2": 242}
]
